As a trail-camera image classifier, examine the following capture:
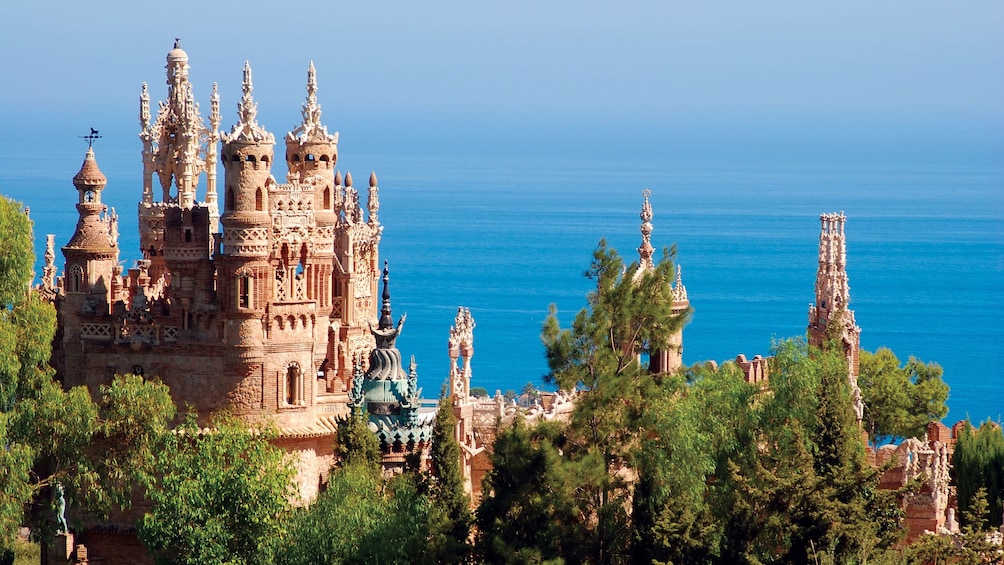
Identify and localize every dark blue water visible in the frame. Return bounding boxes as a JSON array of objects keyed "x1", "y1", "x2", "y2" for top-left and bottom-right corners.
[{"x1": 1, "y1": 142, "x2": 1001, "y2": 425}]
